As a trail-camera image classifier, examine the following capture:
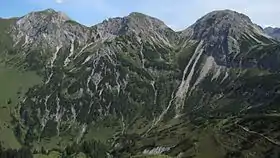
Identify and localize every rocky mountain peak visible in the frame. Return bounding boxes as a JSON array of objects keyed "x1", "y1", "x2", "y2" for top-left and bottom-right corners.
[
  {"x1": 181, "y1": 10, "x2": 273, "y2": 68},
  {"x1": 264, "y1": 27, "x2": 280, "y2": 41},
  {"x1": 184, "y1": 9, "x2": 263, "y2": 41},
  {"x1": 17, "y1": 9, "x2": 70, "y2": 26},
  {"x1": 127, "y1": 12, "x2": 168, "y2": 30},
  {"x1": 39, "y1": 8, "x2": 70, "y2": 20},
  {"x1": 96, "y1": 12, "x2": 170, "y2": 35},
  {"x1": 95, "y1": 12, "x2": 176, "y2": 45},
  {"x1": 204, "y1": 9, "x2": 252, "y2": 24},
  {"x1": 16, "y1": 9, "x2": 70, "y2": 30},
  {"x1": 11, "y1": 9, "x2": 90, "y2": 50},
  {"x1": 43, "y1": 8, "x2": 56, "y2": 13}
]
